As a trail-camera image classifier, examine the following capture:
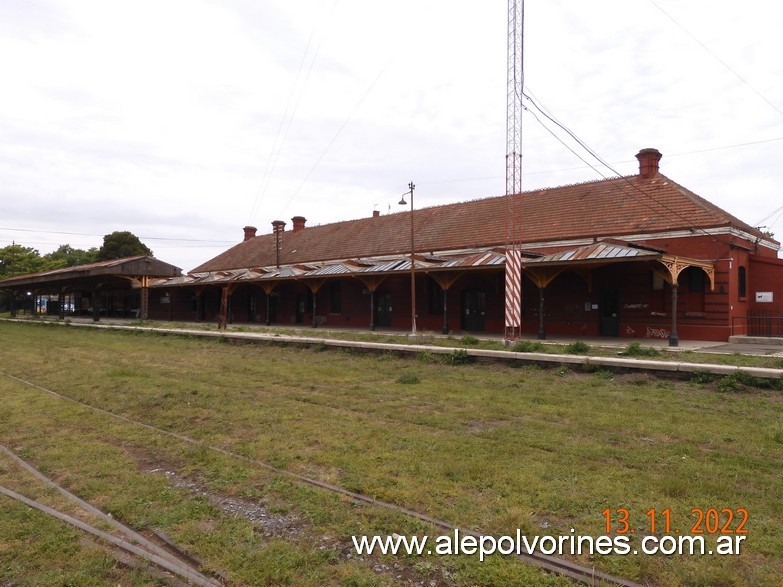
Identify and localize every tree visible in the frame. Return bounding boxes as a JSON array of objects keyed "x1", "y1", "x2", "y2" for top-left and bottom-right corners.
[
  {"x1": 43, "y1": 244, "x2": 99, "y2": 269},
  {"x1": 0, "y1": 244, "x2": 46, "y2": 279},
  {"x1": 95, "y1": 231, "x2": 153, "y2": 261}
]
